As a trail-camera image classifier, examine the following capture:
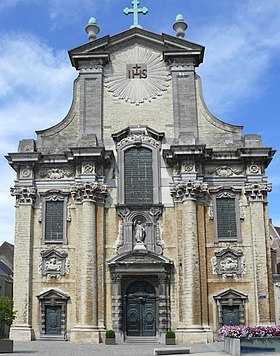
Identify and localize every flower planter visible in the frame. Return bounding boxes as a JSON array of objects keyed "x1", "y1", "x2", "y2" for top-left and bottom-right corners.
[
  {"x1": 0, "y1": 339, "x2": 13, "y2": 353},
  {"x1": 166, "y1": 338, "x2": 176, "y2": 345},
  {"x1": 105, "y1": 337, "x2": 116, "y2": 345},
  {"x1": 224, "y1": 337, "x2": 280, "y2": 355}
]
